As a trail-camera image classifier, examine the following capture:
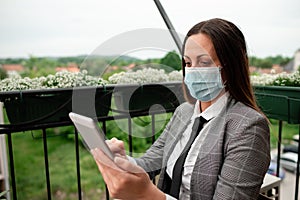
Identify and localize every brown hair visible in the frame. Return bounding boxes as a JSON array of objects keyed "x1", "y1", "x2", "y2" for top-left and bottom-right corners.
[{"x1": 182, "y1": 18, "x2": 261, "y2": 113}]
